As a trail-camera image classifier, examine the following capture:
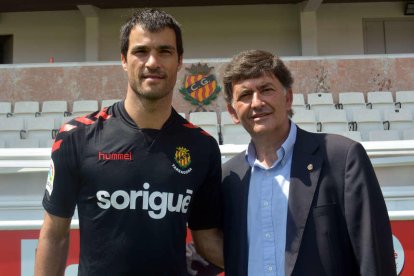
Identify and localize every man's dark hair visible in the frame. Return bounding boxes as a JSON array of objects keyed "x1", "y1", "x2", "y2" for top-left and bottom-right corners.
[
  {"x1": 223, "y1": 50, "x2": 293, "y2": 104},
  {"x1": 120, "y1": 8, "x2": 183, "y2": 60}
]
